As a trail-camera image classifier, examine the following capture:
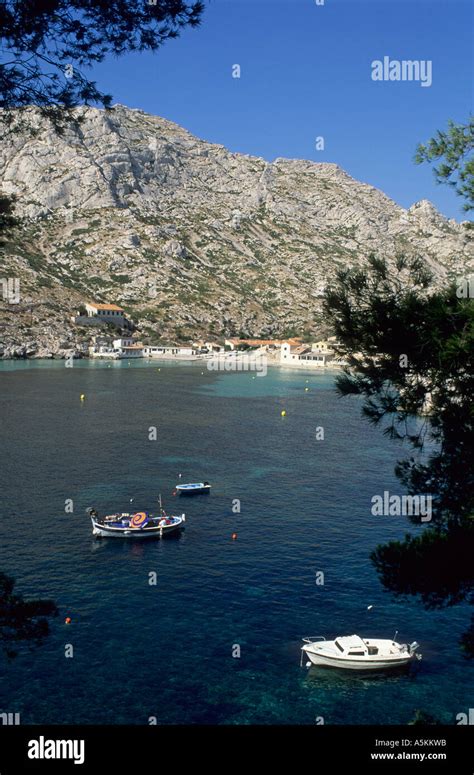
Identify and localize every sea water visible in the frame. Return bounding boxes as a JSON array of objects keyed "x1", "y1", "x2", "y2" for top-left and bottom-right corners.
[{"x1": 0, "y1": 360, "x2": 470, "y2": 724}]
